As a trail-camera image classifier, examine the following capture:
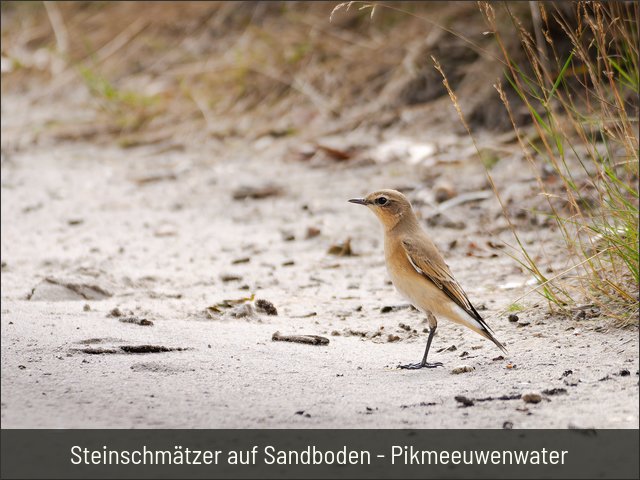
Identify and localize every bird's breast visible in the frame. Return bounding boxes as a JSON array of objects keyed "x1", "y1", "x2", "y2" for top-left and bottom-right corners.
[
  {"x1": 384, "y1": 239, "x2": 427, "y2": 306},
  {"x1": 384, "y1": 236, "x2": 450, "y2": 317}
]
